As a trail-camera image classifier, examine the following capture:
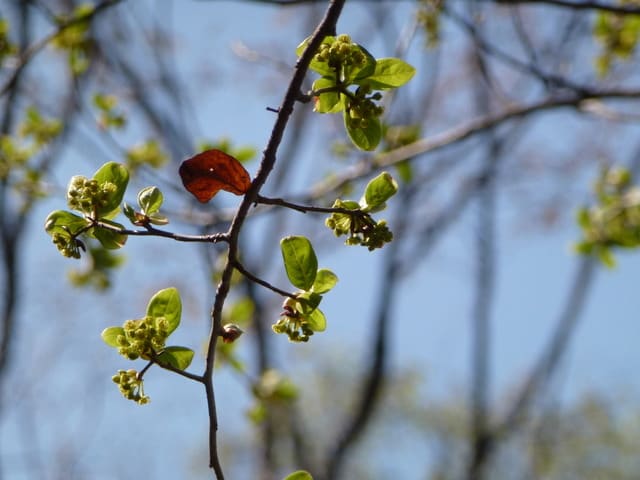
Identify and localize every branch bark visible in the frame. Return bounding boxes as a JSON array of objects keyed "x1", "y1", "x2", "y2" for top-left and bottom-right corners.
[{"x1": 200, "y1": 1, "x2": 347, "y2": 477}]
